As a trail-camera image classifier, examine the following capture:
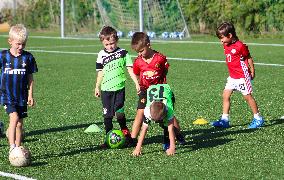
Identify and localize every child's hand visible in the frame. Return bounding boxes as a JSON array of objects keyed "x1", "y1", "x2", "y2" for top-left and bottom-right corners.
[
  {"x1": 166, "y1": 147, "x2": 175, "y2": 156},
  {"x1": 94, "y1": 87, "x2": 100, "y2": 97},
  {"x1": 27, "y1": 97, "x2": 35, "y2": 107},
  {"x1": 132, "y1": 147, "x2": 142, "y2": 156}
]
